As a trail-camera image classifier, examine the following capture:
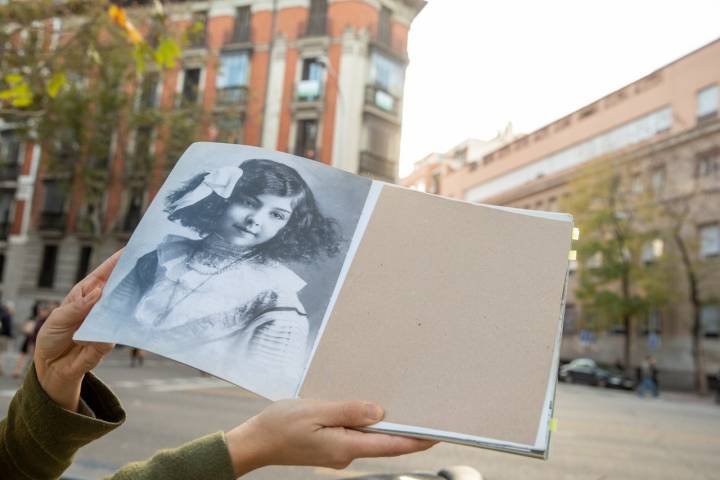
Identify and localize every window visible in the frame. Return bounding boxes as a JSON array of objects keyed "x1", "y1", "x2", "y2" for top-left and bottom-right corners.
[
  {"x1": 307, "y1": 0, "x2": 328, "y2": 36},
  {"x1": 697, "y1": 84, "x2": 719, "y2": 121},
  {"x1": 0, "y1": 192, "x2": 13, "y2": 239},
  {"x1": 133, "y1": 126, "x2": 153, "y2": 164},
  {"x1": 217, "y1": 52, "x2": 249, "y2": 103},
  {"x1": 700, "y1": 304, "x2": 720, "y2": 338},
  {"x1": 641, "y1": 238, "x2": 663, "y2": 264},
  {"x1": 367, "y1": 124, "x2": 390, "y2": 158},
  {"x1": 295, "y1": 119, "x2": 318, "y2": 159},
  {"x1": 650, "y1": 166, "x2": 665, "y2": 192},
  {"x1": 370, "y1": 51, "x2": 403, "y2": 96},
  {"x1": 699, "y1": 224, "x2": 720, "y2": 258},
  {"x1": 189, "y1": 11, "x2": 207, "y2": 47},
  {"x1": 696, "y1": 150, "x2": 718, "y2": 178},
  {"x1": 181, "y1": 68, "x2": 202, "y2": 105},
  {"x1": 38, "y1": 244, "x2": 59, "y2": 288},
  {"x1": 547, "y1": 197, "x2": 558, "y2": 211},
  {"x1": 232, "y1": 6, "x2": 251, "y2": 43},
  {"x1": 123, "y1": 188, "x2": 144, "y2": 233},
  {"x1": 563, "y1": 304, "x2": 577, "y2": 334},
  {"x1": 378, "y1": 6, "x2": 392, "y2": 45},
  {"x1": 701, "y1": 305, "x2": 720, "y2": 338},
  {"x1": 586, "y1": 251, "x2": 603, "y2": 269},
  {"x1": 642, "y1": 309, "x2": 662, "y2": 335},
  {"x1": 296, "y1": 58, "x2": 324, "y2": 101},
  {"x1": 630, "y1": 173, "x2": 644, "y2": 194},
  {"x1": 0, "y1": 130, "x2": 22, "y2": 178},
  {"x1": 39, "y1": 181, "x2": 66, "y2": 230},
  {"x1": 137, "y1": 72, "x2": 159, "y2": 110},
  {"x1": 75, "y1": 246, "x2": 92, "y2": 282}
]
